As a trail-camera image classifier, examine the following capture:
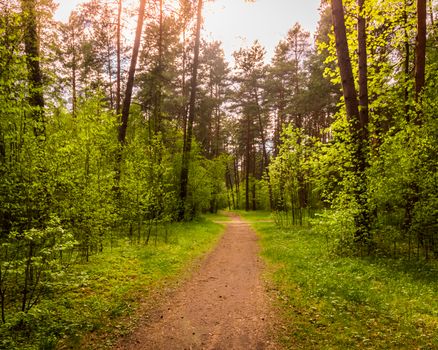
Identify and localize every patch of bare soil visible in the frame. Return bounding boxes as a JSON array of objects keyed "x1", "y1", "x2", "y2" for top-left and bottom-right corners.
[{"x1": 114, "y1": 213, "x2": 280, "y2": 350}]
